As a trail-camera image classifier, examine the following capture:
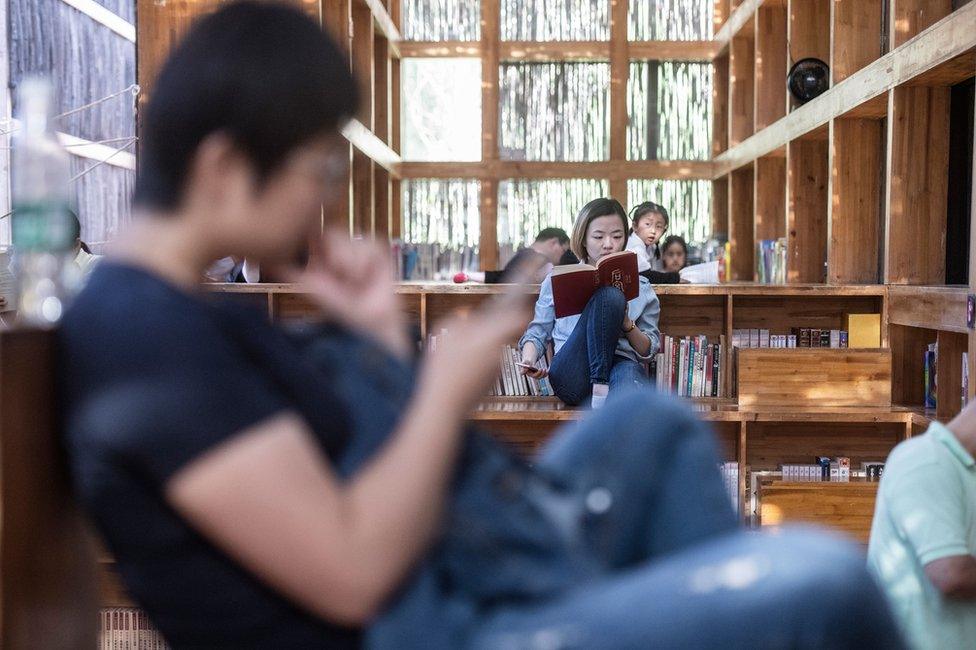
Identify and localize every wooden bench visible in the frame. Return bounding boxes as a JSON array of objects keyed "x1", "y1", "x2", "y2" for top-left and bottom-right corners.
[{"x1": 0, "y1": 330, "x2": 98, "y2": 649}]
